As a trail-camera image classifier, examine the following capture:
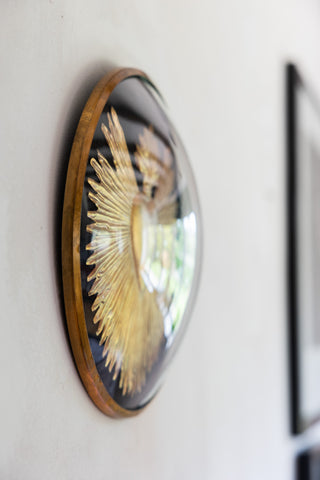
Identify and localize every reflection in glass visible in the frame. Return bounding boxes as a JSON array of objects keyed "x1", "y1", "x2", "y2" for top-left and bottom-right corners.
[{"x1": 80, "y1": 76, "x2": 201, "y2": 410}]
